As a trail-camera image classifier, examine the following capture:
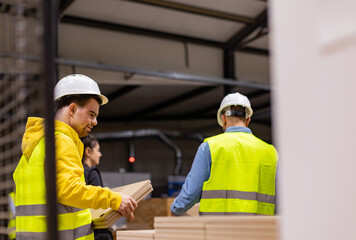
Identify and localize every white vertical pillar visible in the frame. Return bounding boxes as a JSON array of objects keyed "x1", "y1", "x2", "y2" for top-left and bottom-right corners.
[{"x1": 270, "y1": 0, "x2": 356, "y2": 239}]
